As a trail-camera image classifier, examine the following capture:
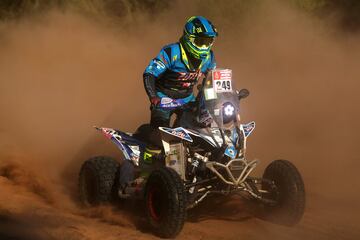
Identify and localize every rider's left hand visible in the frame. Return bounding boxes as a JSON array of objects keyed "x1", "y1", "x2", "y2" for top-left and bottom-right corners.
[{"x1": 150, "y1": 97, "x2": 161, "y2": 106}]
